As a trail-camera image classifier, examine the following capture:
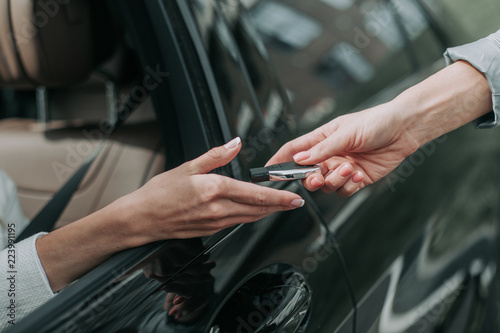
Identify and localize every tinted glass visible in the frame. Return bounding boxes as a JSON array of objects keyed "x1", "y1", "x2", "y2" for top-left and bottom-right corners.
[
  {"x1": 187, "y1": 0, "x2": 298, "y2": 179},
  {"x1": 244, "y1": 0, "x2": 443, "y2": 134},
  {"x1": 188, "y1": 0, "x2": 273, "y2": 176},
  {"x1": 217, "y1": 1, "x2": 297, "y2": 149}
]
